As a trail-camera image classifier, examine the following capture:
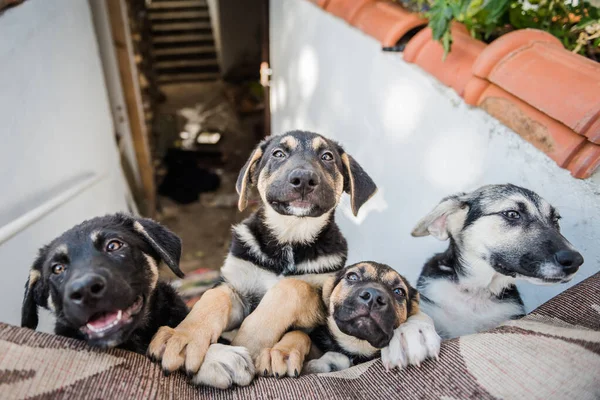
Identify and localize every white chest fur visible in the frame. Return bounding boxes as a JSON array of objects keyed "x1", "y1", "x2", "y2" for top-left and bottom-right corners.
[
  {"x1": 420, "y1": 277, "x2": 524, "y2": 339},
  {"x1": 221, "y1": 254, "x2": 335, "y2": 297}
]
